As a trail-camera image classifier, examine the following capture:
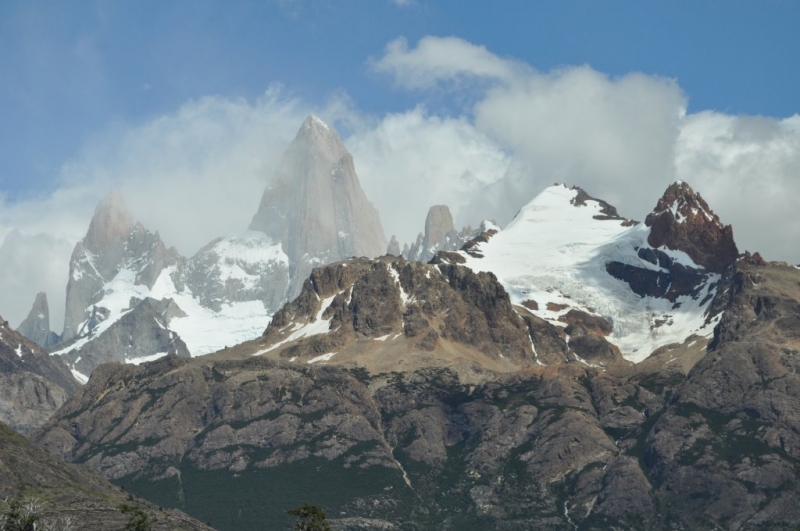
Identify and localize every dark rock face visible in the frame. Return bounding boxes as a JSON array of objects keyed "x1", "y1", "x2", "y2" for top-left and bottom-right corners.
[
  {"x1": 16, "y1": 292, "x2": 59, "y2": 347},
  {"x1": 0, "y1": 317, "x2": 77, "y2": 434},
  {"x1": 645, "y1": 181, "x2": 738, "y2": 273},
  {"x1": 0, "y1": 421, "x2": 213, "y2": 531},
  {"x1": 606, "y1": 253, "x2": 711, "y2": 301},
  {"x1": 641, "y1": 263, "x2": 800, "y2": 529}
]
